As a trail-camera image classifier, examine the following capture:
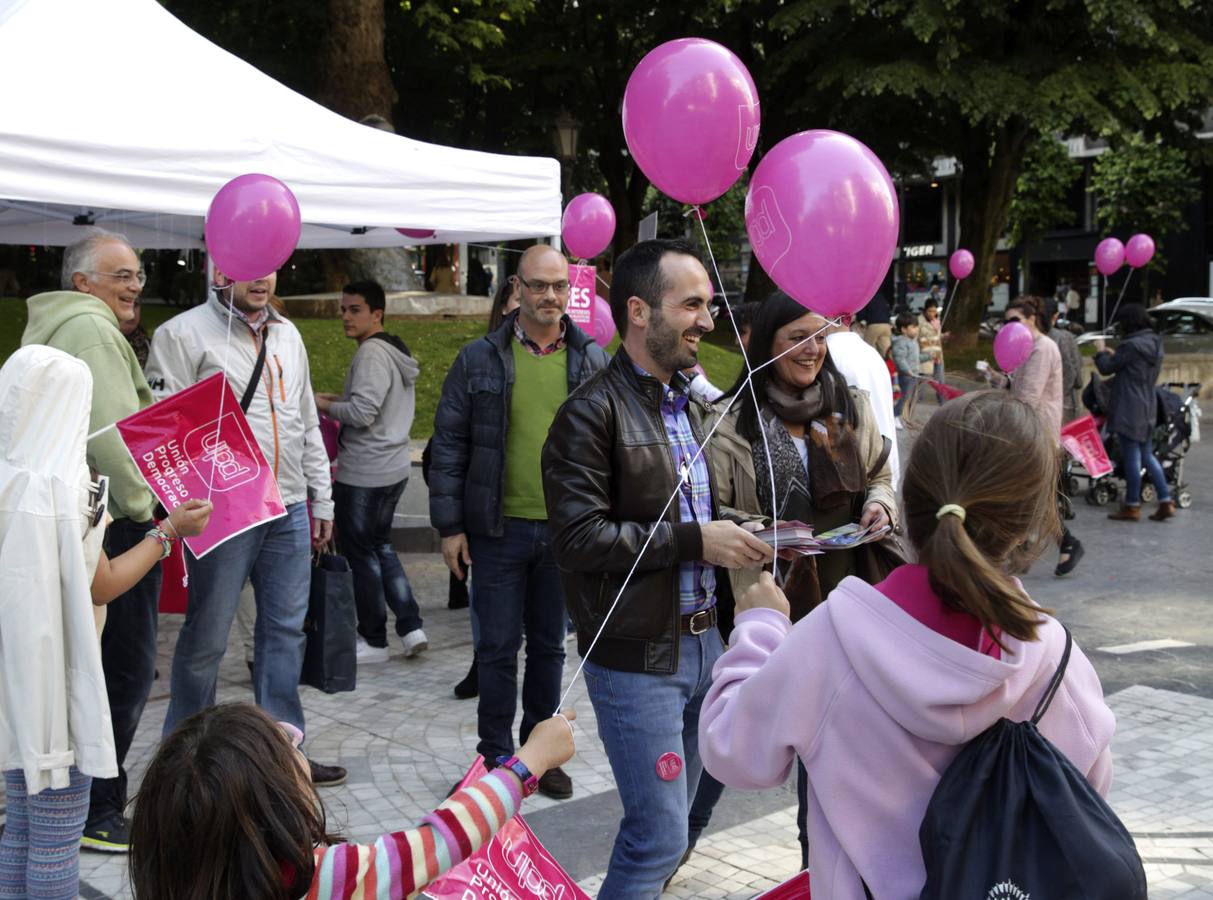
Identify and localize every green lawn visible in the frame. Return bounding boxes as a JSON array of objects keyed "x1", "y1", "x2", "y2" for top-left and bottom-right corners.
[{"x1": 1, "y1": 299, "x2": 745, "y2": 439}]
